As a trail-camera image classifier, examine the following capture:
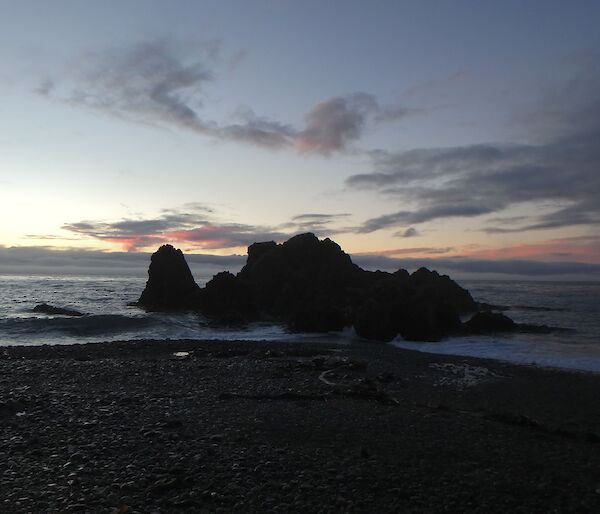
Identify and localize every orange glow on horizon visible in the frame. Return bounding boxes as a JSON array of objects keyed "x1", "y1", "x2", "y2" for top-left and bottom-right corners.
[{"x1": 451, "y1": 237, "x2": 600, "y2": 264}]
